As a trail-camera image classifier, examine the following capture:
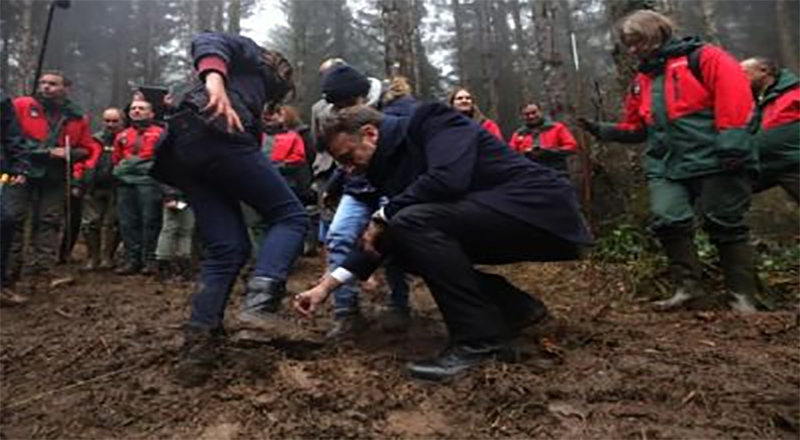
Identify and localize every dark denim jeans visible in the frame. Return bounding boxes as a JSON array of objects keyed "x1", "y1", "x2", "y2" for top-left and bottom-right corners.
[
  {"x1": 117, "y1": 183, "x2": 163, "y2": 268},
  {"x1": 182, "y1": 147, "x2": 308, "y2": 330}
]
